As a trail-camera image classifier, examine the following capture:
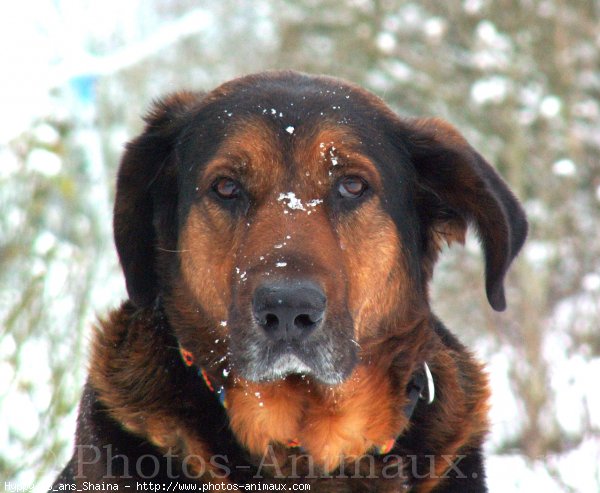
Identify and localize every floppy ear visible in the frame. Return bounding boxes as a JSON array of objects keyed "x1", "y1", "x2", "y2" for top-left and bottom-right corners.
[
  {"x1": 406, "y1": 117, "x2": 528, "y2": 311},
  {"x1": 113, "y1": 92, "x2": 201, "y2": 307}
]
